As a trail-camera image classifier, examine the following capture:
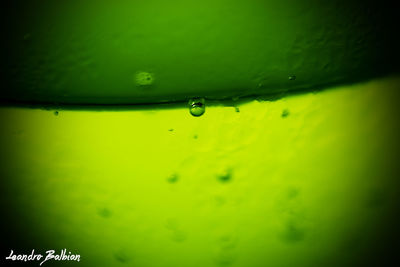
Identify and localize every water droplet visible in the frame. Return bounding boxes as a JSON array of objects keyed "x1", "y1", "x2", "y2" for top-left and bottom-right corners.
[
  {"x1": 168, "y1": 128, "x2": 174, "y2": 132},
  {"x1": 188, "y1": 98, "x2": 205, "y2": 117},
  {"x1": 135, "y1": 71, "x2": 154, "y2": 86},
  {"x1": 54, "y1": 111, "x2": 59, "y2": 116},
  {"x1": 288, "y1": 75, "x2": 296, "y2": 81}
]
